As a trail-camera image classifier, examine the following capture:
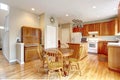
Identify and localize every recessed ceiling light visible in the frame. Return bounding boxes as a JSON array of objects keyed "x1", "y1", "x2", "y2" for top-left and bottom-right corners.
[
  {"x1": 0, "y1": 26, "x2": 4, "y2": 29},
  {"x1": 97, "y1": 16, "x2": 100, "y2": 18},
  {"x1": 66, "y1": 14, "x2": 69, "y2": 16},
  {"x1": 92, "y1": 6, "x2": 96, "y2": 9},
  {"x1": 31, "y1": 8, "x2": 35, "y2": 11},
  {"x1": 113, "y1": 8, "x2": 117, "y2": 10}
]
